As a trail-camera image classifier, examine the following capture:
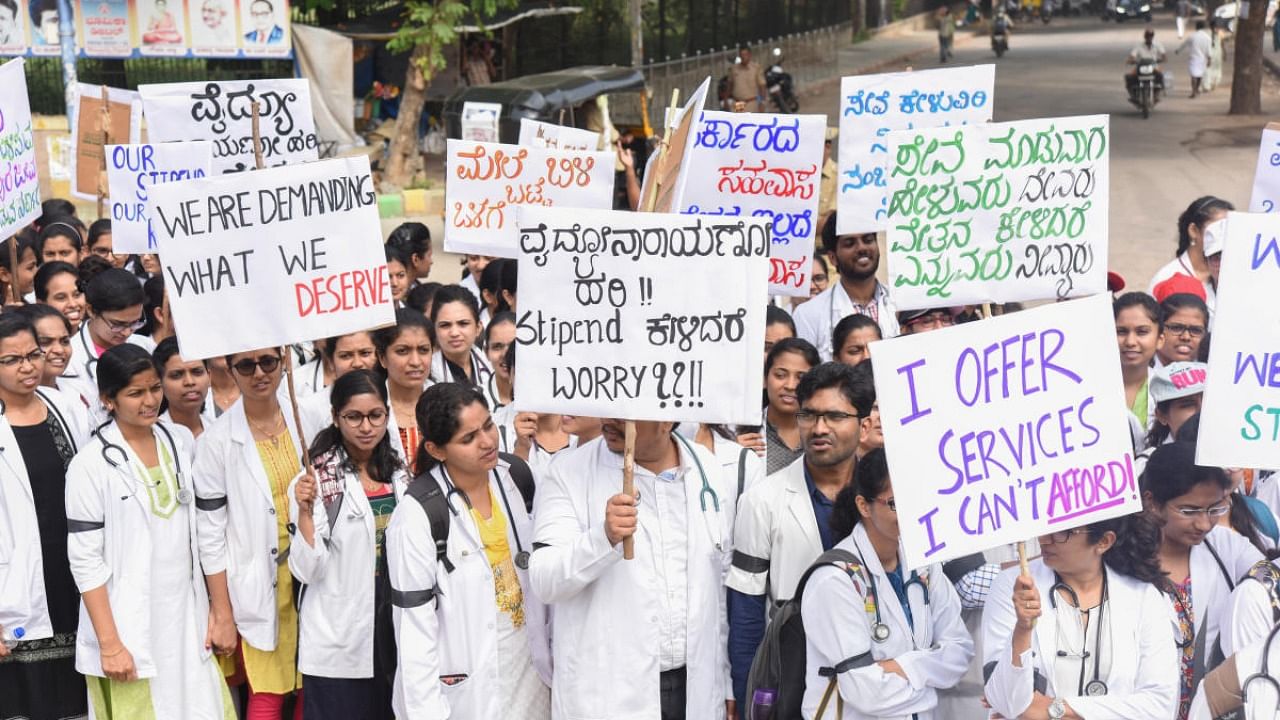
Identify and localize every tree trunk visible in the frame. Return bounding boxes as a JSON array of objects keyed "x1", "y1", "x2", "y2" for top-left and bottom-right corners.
[
  {"x1": 384, "y1": 43, "x2": 431, "y2": 190},
  {"x1": 1230, "y1": 0, "x2": 1268, "y2": 114}
]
